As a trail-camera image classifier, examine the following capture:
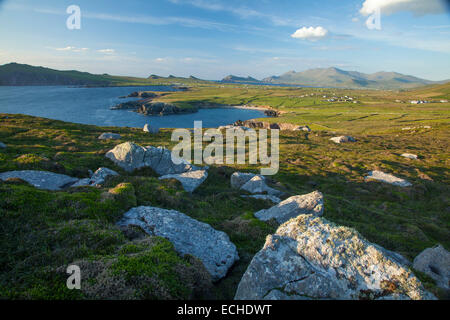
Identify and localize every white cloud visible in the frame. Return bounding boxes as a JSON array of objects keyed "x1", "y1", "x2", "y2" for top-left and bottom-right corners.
[
  {"x1": 291, "y1": 26, "x2": 328, "y2": 41},
  {"x1": 360, "y1": 0, "x2": 447, "y2": 16},
  {"x1": 54, "y1": 46, "x2": 89, "y2": 52},
  {"x1": 97, "y1": 49, "x2": 115, "y2": 54}
]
